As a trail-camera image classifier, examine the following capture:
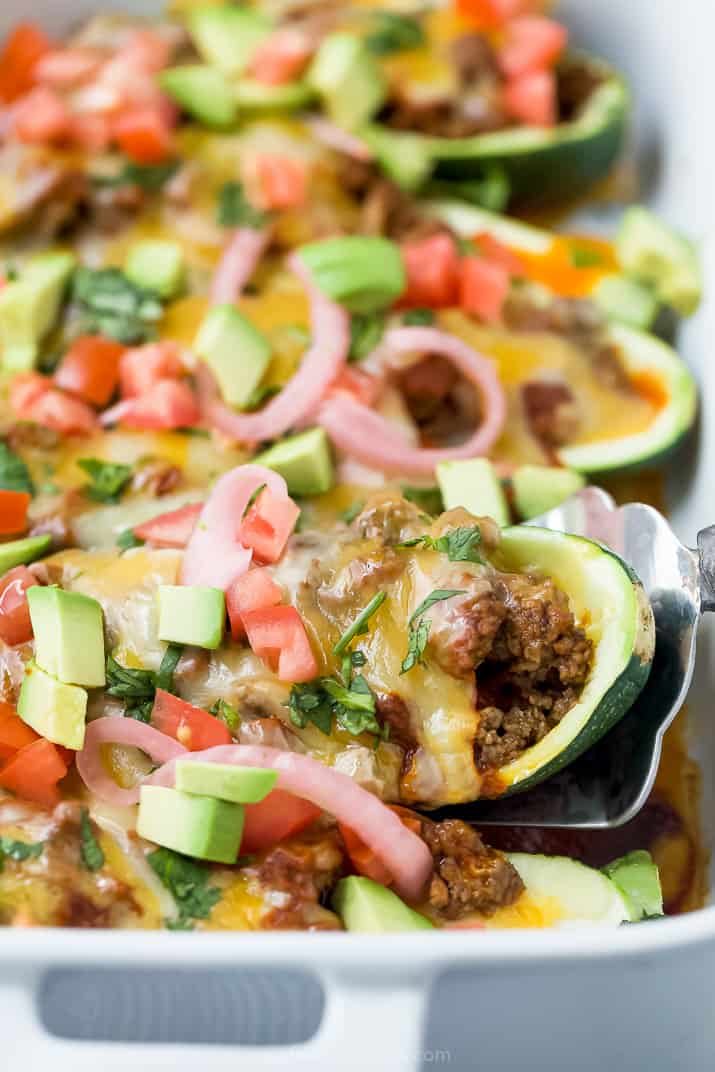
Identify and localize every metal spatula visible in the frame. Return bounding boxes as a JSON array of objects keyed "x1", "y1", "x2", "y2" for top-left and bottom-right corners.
[{"x1": 445, "y1": 487, "x2": 715, "y2": 829}]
